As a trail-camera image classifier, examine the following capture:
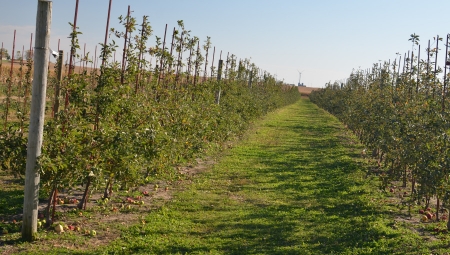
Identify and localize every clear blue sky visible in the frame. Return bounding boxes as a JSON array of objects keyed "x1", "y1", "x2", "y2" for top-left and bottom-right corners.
[{"x1": 1, "y1": 0, "x2": 450, "y2": 87}]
